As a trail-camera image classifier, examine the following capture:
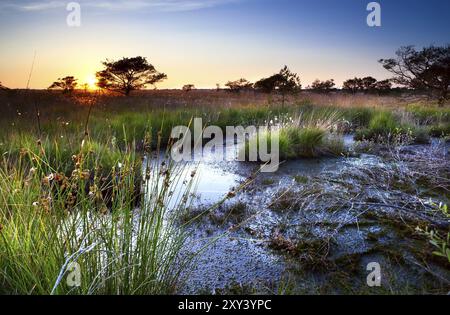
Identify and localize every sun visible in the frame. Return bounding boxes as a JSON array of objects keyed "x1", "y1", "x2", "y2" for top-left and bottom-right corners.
[{"x1": 84, "y1": 75, "x2": 98, "y2": 90}]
